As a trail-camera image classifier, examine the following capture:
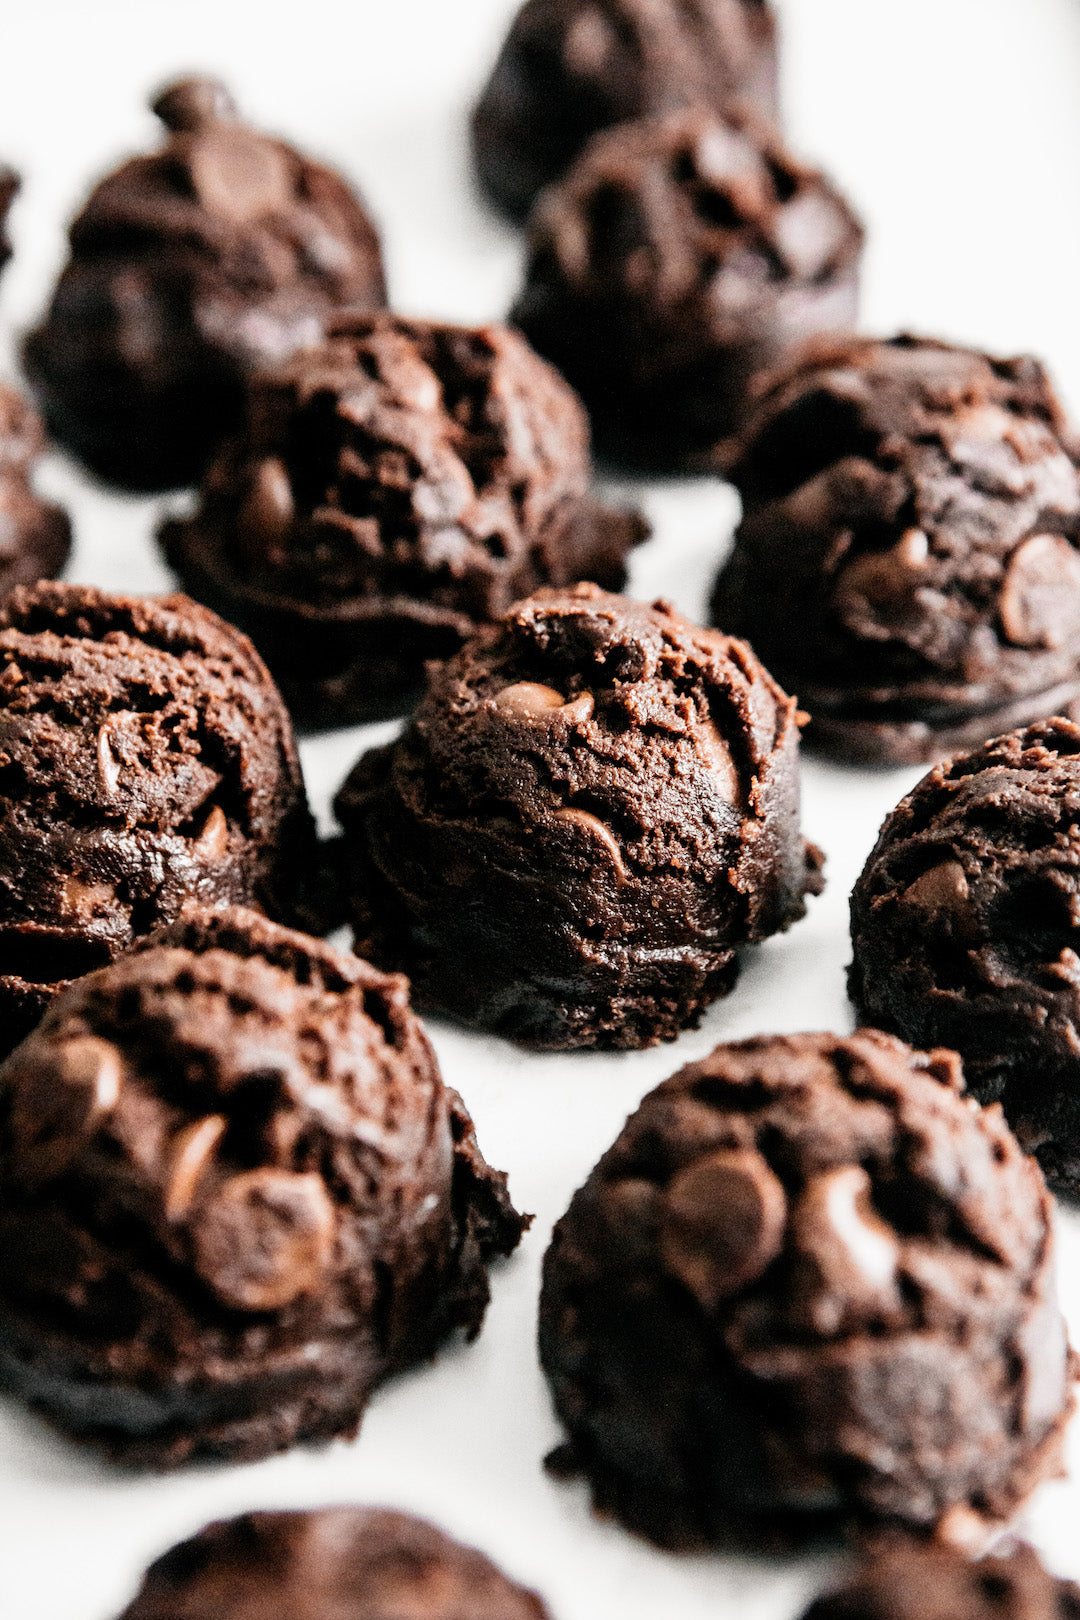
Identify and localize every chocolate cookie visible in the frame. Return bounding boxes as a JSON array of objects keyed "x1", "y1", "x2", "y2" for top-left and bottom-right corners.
[
  {"x1": 0, "y1": 581, "x2": 318, "y2": 1060},
  {"x1": 23, "y1": 76, "x2": 386, "y2": 492},
  {"x1": 0, "y1": 166, "x2": 19, "y2": 271},
  {"x1": 160, "y1": 314, "x2": 647, "y2": 727},
  {"x1": 116, "y1": 1507, "x2": 549, "y2": 1619},
  {"x1": 472, "y1": 0, "x2": 779, "y2": 219},
  {"x1": 710, "y1": 335, "x2": 1080, "y2": 764},
  {"x1": 334, "y1": 582, "x2": 822, "y2": 1050},
  {"x1": 802, "y1": 1543, "x2": 1080, "y2": 1620},
  {"x1": 539, "y1": 1029, "x2": 1073, "y2": 1547},
  {"x1": 849, "y1": 716, "x2": 1080, "y2": 1193},
  {"x1": 512, "y1": 107, "x2": 863, "y2": 471},
  {"x1": 0, "y1": 907, "x2": 527, "y2": 1466},
  {"x1": 0, "y1": 386, "x2": 72, "y2": 597}
]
